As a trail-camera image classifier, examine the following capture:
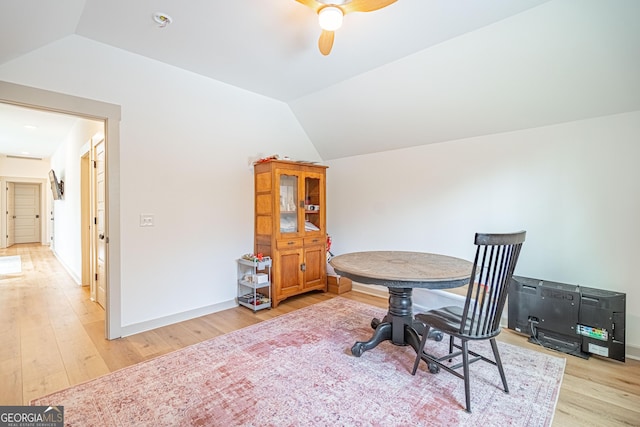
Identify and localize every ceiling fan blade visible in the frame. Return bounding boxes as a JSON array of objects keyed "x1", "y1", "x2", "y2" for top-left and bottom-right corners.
[
  {"x1": 295, "y1": 0, "x2": 323, "y2": 12},
  {"x1": 318, "y1": 30, "x2": 335, "y2": 56},
  {"x1": 342, "y1": 0, "x2": 397, "y2": 14}
]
